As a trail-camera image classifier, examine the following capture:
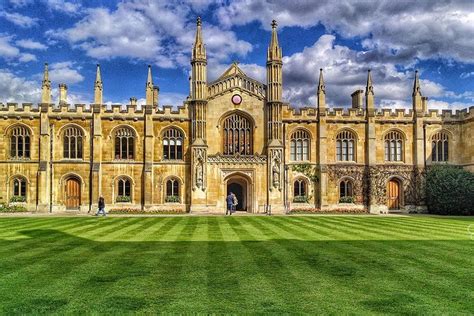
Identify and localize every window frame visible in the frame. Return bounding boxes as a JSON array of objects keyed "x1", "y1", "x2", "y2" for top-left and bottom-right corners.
[
  {"x1": 384, "y1": 130, "x2": 404, "y2": 162},
  {"x1": 336, "y1": 130, "x2": 356, "y2": 162},
  {"x1": 162, "y1": 128, "x2": 184, "y2": 160},
  {"x1": 10, "y1": 126, "x2": 31, "y2": 160},
  {"x1": 63, "y1": 126, "x2": 84, "y2": 160},
  {"x1": 114, "y1": 127, "x2": 135, "y2": 160},
  {"x1": 431, "y1": 132, "x2": 449, "y2": 162},
  {"x1": 290, "y1": 129, "x2": 311, "y2": 161}
]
